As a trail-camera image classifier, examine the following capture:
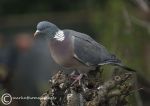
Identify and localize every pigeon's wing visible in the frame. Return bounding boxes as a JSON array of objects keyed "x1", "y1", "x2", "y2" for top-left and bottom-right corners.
[{"x1": 64, "y1": 30, "x2": 118, "y2": 66}]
